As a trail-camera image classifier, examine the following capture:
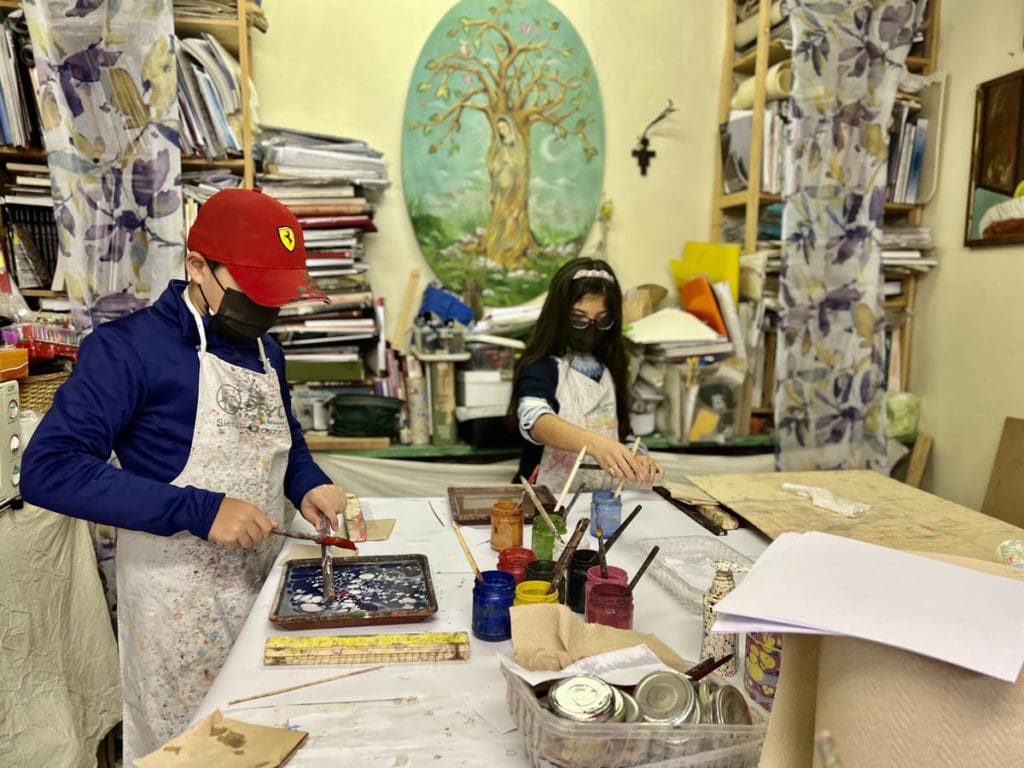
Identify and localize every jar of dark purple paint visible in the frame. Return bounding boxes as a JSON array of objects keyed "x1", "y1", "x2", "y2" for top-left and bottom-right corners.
[{"x1": 472, "y1": 570, "x2": 517, "y2": 641}]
